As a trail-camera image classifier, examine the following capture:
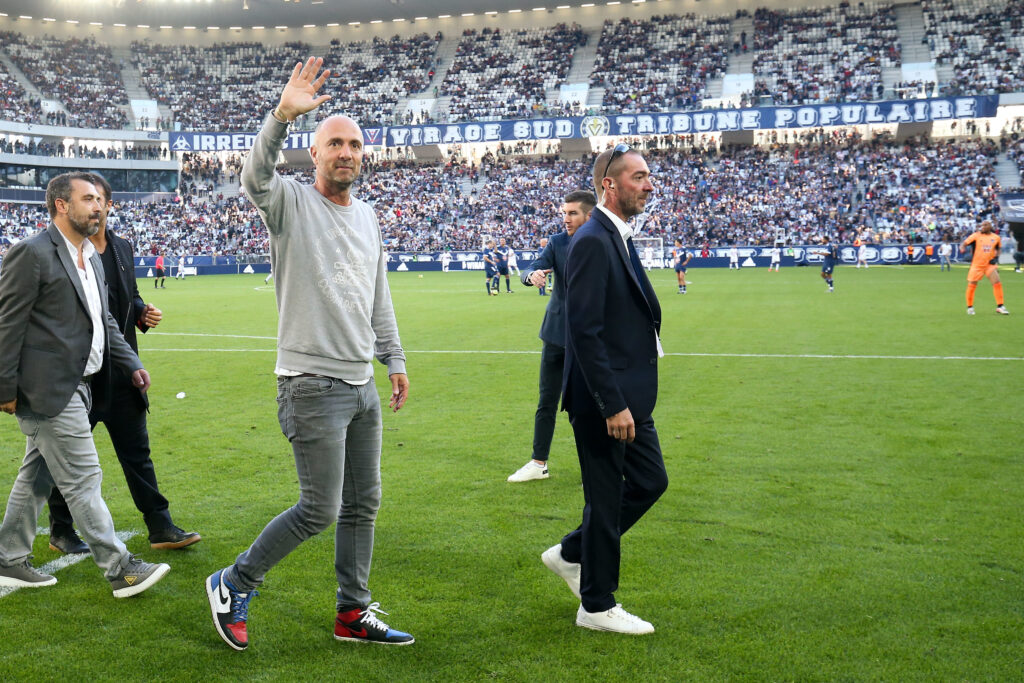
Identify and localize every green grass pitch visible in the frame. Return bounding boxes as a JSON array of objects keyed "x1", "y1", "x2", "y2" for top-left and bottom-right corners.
[{"x1": 0, "y1": 265, "x2": 1021, "y2": 681}]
